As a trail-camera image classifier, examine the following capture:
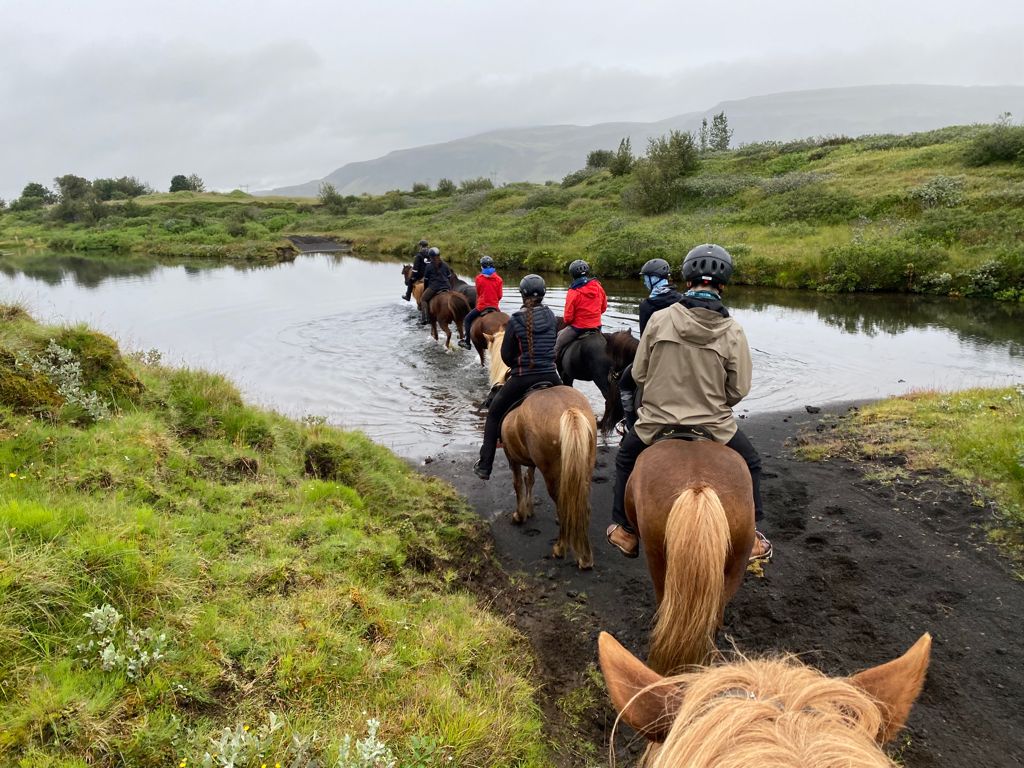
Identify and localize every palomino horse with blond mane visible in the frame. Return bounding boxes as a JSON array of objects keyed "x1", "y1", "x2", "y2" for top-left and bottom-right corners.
[
  {"x1": 400, "y1": 264, "x2": 424, "y2": 306},
  {"x1": 599, "y1": 630, "x2": 931, "y2": 767},
  {"x1": 485, "y1": 329, "x2": 598, "y2": 568},
  {"x1": 626, "y1": 439, "x2": 756, "y2": 674}
]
